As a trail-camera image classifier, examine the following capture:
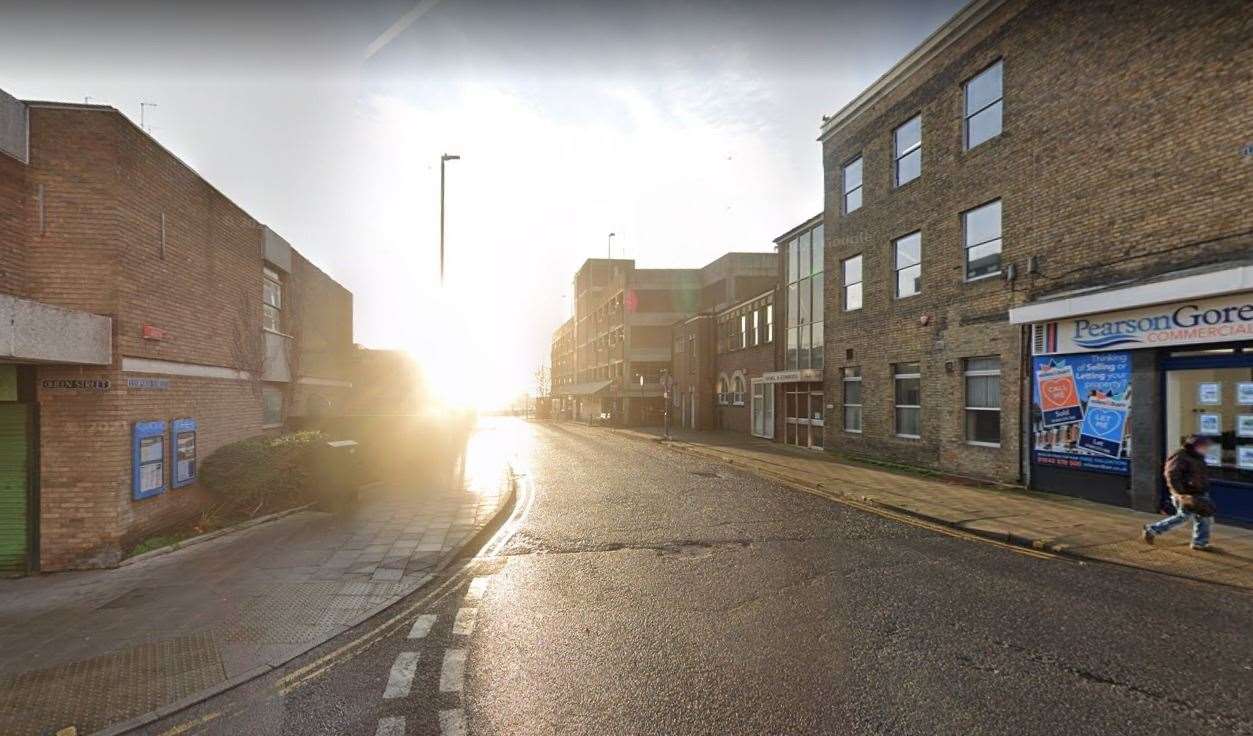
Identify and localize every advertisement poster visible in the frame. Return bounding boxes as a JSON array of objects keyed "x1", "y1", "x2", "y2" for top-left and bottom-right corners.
[
  {"x1": 1198, "y1": 383, "x2": 1221, "y2": 405},
  {"x1": 1239, "y1": 415, "x2": 1253, "y2": 438},
  {"x1": 1239, "y1": 446, "x2": 1253, "y2": 470},
  {"x1": 1239, "y1": 382, "x2": 1253, "y2": 405},
  {"x1": 1204, "y1": 444, "x2": 1222, "y2": 467},
  {"x1": 1031, "y1": 352, "x2": 1131, "y2": 475},
  {"x1": 1198, "y1": 414, "x2": 1222, "y2": 436}
]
